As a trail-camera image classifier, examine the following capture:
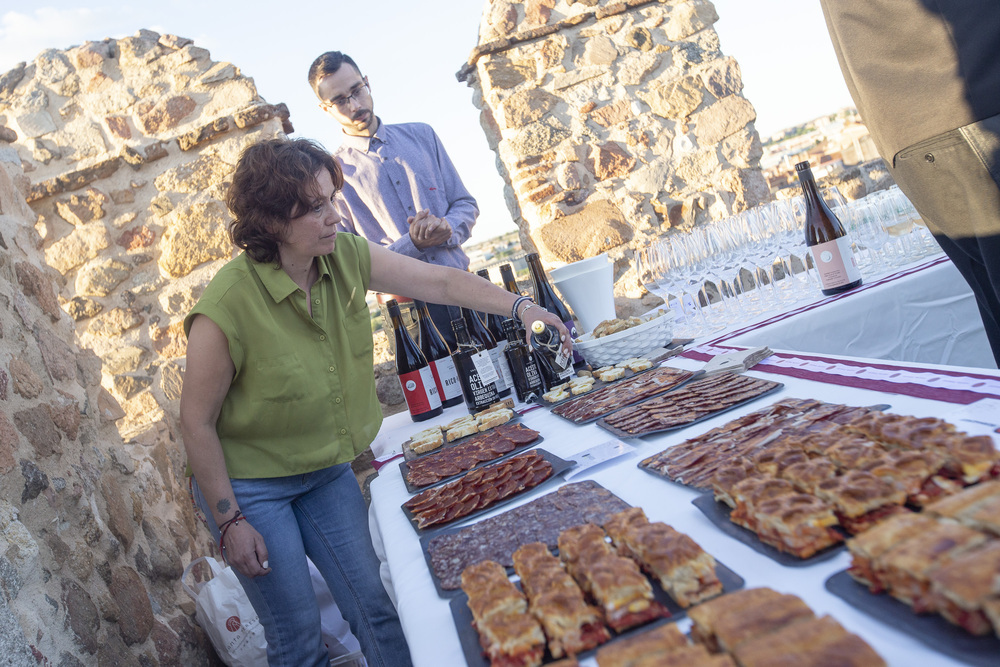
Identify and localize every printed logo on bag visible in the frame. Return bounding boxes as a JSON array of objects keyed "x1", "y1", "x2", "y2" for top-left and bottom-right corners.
[{"x1": 225, "y1": 616, "x2": 242, "y2": 632}]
